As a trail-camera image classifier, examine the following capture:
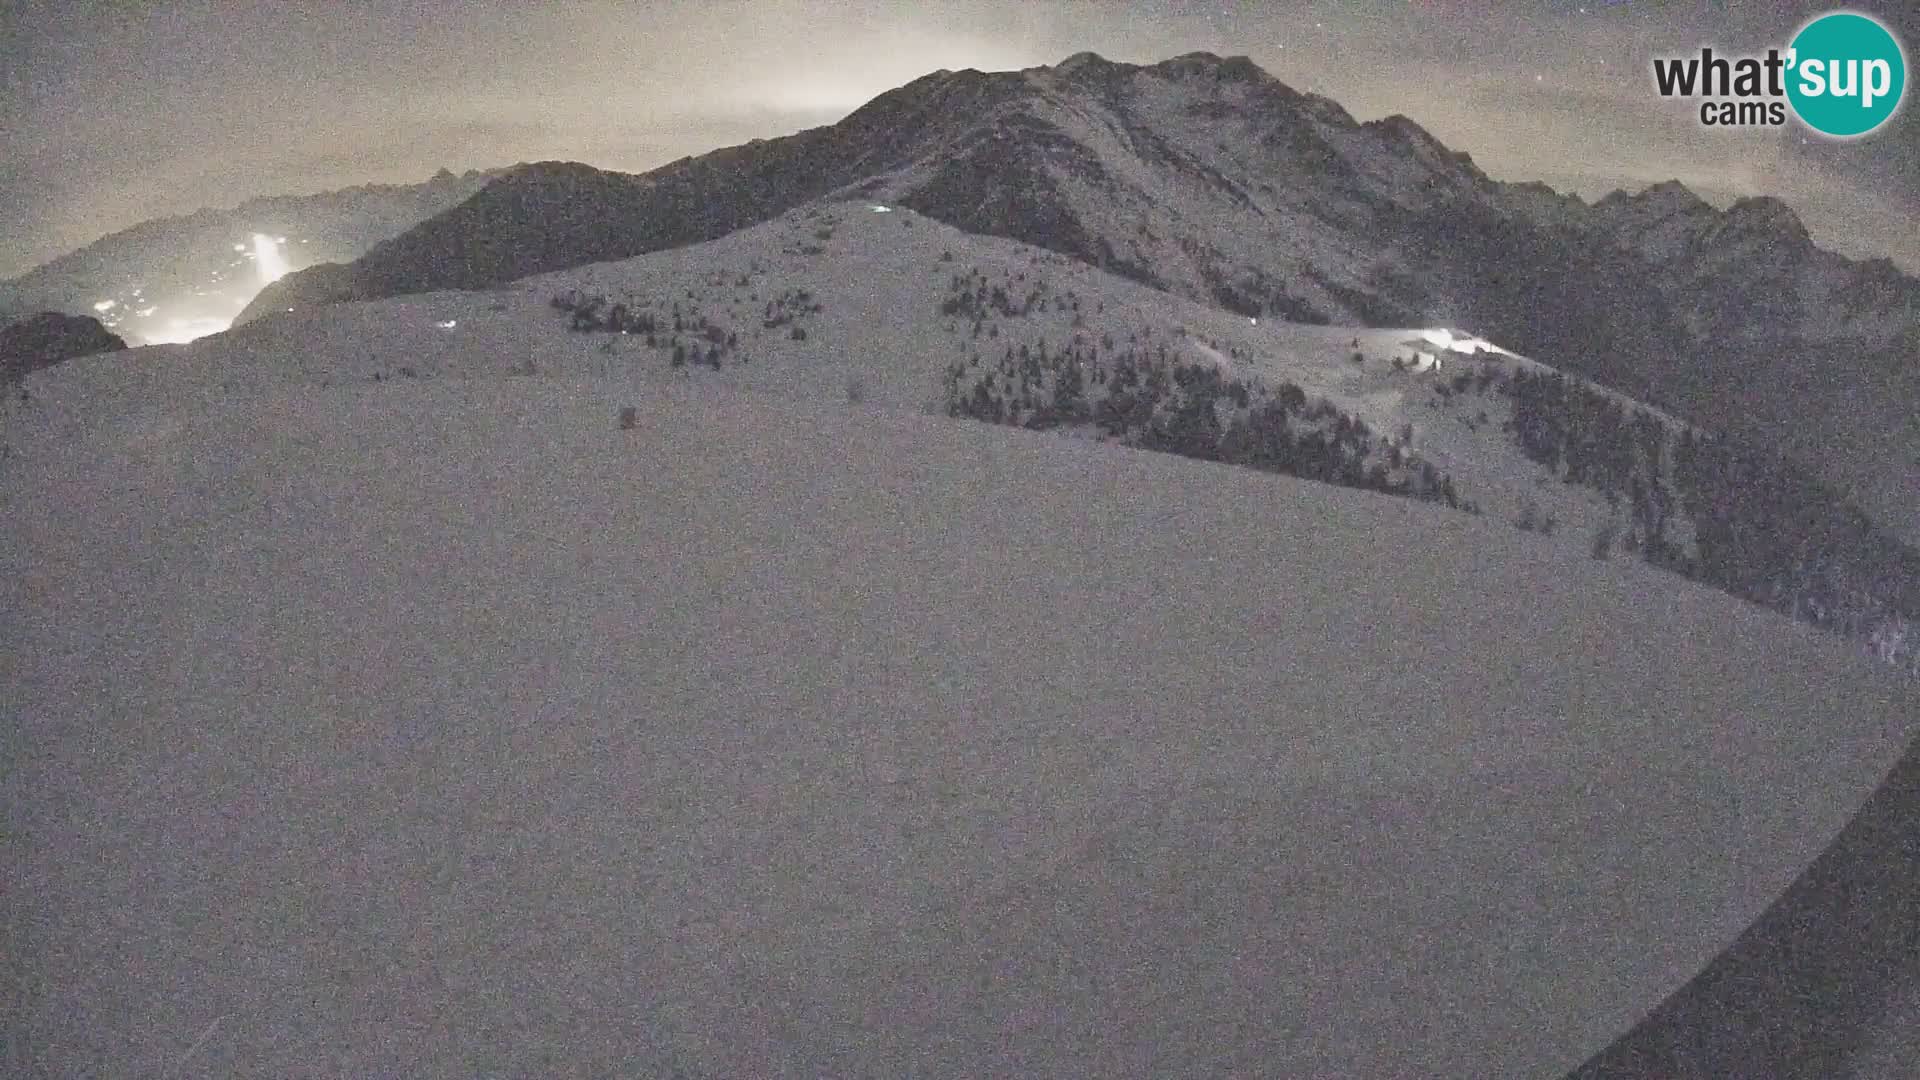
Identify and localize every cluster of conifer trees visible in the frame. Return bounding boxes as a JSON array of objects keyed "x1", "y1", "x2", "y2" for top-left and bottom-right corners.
[
  {"x1": 942, "y1": 332, "x2": 1465, "y2": 511},
  {"x1": 549, "y1": 290, "x2": 749, "y2": 370},
  {"x1": 1502, "y1": 365, "x2": 1920, "y2": 656},
  {"x1": 939, "y1": 266, "x2": 1090, "y2": 330},
  {"x1": 1504, "y1": 368, "x2": 1681, "y2": 565},
  {"x1": 1673, "y1": 427, "x2": 1920, "y2": 637}
]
